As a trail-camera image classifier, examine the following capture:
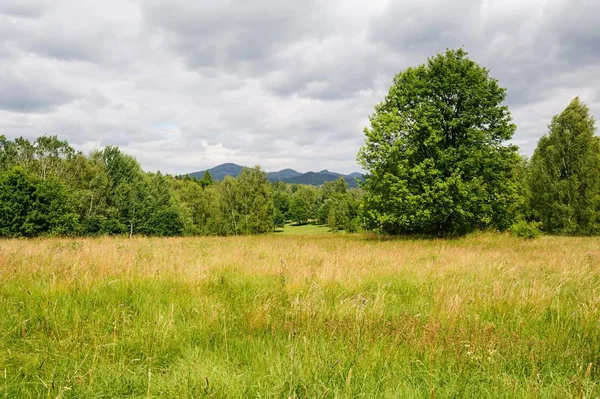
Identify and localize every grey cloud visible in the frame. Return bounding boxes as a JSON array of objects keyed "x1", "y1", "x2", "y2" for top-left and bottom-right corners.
[
  {"x1": 367, "y1": 0, "x2": 600, "y2": 95},
  {"x1": 0, "y1": 0, "x2": 51, "y2": 18},
  {"x1": 260, "y1": 38, "x2": 387, "y2": 100},
  {"x1": 0, "y1": 3, "x2": 142, "y2": 65},
  {"x1": 0, "y1": 64, "x2": 80, "y2": 113},
  {"x1": 368, "y1": 0, "x2": 481, "y2": 52},
  {"x1": 26, "y1": 35, "x2": 105, "y2": 63},
  {"x1": 142, "y1": 0, "x2": 334, "y2": 74}
]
